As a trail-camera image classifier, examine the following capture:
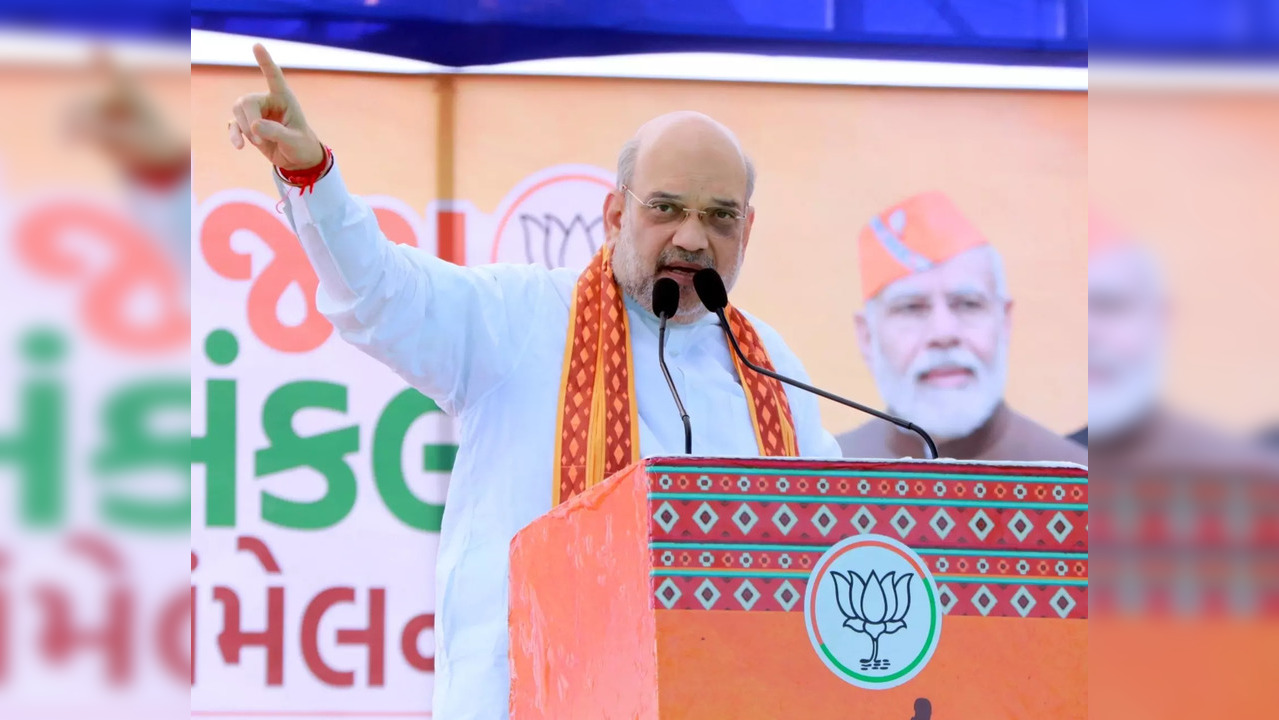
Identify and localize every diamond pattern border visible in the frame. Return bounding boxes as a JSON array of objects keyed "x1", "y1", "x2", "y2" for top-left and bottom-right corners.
[
  {"x1": 1050, "y1": 587, "x2": 1078, "y2": 618},
  {"x1": 930, "y1": 508, "x2": 956, "y2": 539},
  {"x1": 651, "y1": 576, "x2": 1087, "y2": 618},
  {"x1": 938, "y1": 584, "x2": 958, "y2": 614},
  {"x1": 811, "y1": 505, "x2": 837, "y2": 536},
  {"x1": 775, "y1": 580, "x2": 801, "y2": 611},
  {"x1": 734, "y1": 580, "x2": 761, "y2": 610},
  {"x1": 656, "y1": 579, "x2": 681, "y2": 609},
  {"x1": 773, "y1": 504, "x2": 798, "y2": 535},
  {"x1": 1048, "y1": 511, "x2": 1075, "y2": 543},
  {"x1": 971, "y1": 585, "x2": 998, "y2": 616},
  {"x1": 1008, "y1": 510, "x2": 1034, "y2": 543},
  {"x1": 851, "y1": 506, "x2": 877, "y2": 534},
  {"x1": 654, "y1": 501, "x2": 679, "y2": 534},
  {"x1": 646, "y1": 464, "x2": 1087, "y2": 618},
  {"x1": 694, "y1": 579, "x2": 722, "y2": 610},
  {"x1": 968, "y1": 509, "x2": 995, "y2": 541},
  {"x1": 1011, "y1": 586, "x2": 1037, "y2": 618},
  {"x1": 652, "y1": 499, "x2": 1086, "y2": 548},
  {"x1": 649, "y1": 468, "x2": 1088, "y2": 504},
  {"x1": 693, "y1": 503, "x2": 719, "y2": 534},
  {"x1": 891, "y1": 507, "x2": 918, "y2": 538}
]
